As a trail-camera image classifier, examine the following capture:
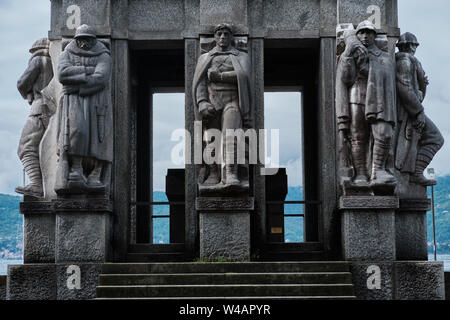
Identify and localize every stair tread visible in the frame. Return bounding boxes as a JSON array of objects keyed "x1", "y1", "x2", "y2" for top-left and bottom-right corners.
[
  {"x1": 100, "y1": 272, "x2": 352, "y2": 276},
  {"x1": 98, "y1": 284, "x2": 353, "y2": 288},
  {"x1": 95, "y1": 296, "x2": 357, "y2": 300}
]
